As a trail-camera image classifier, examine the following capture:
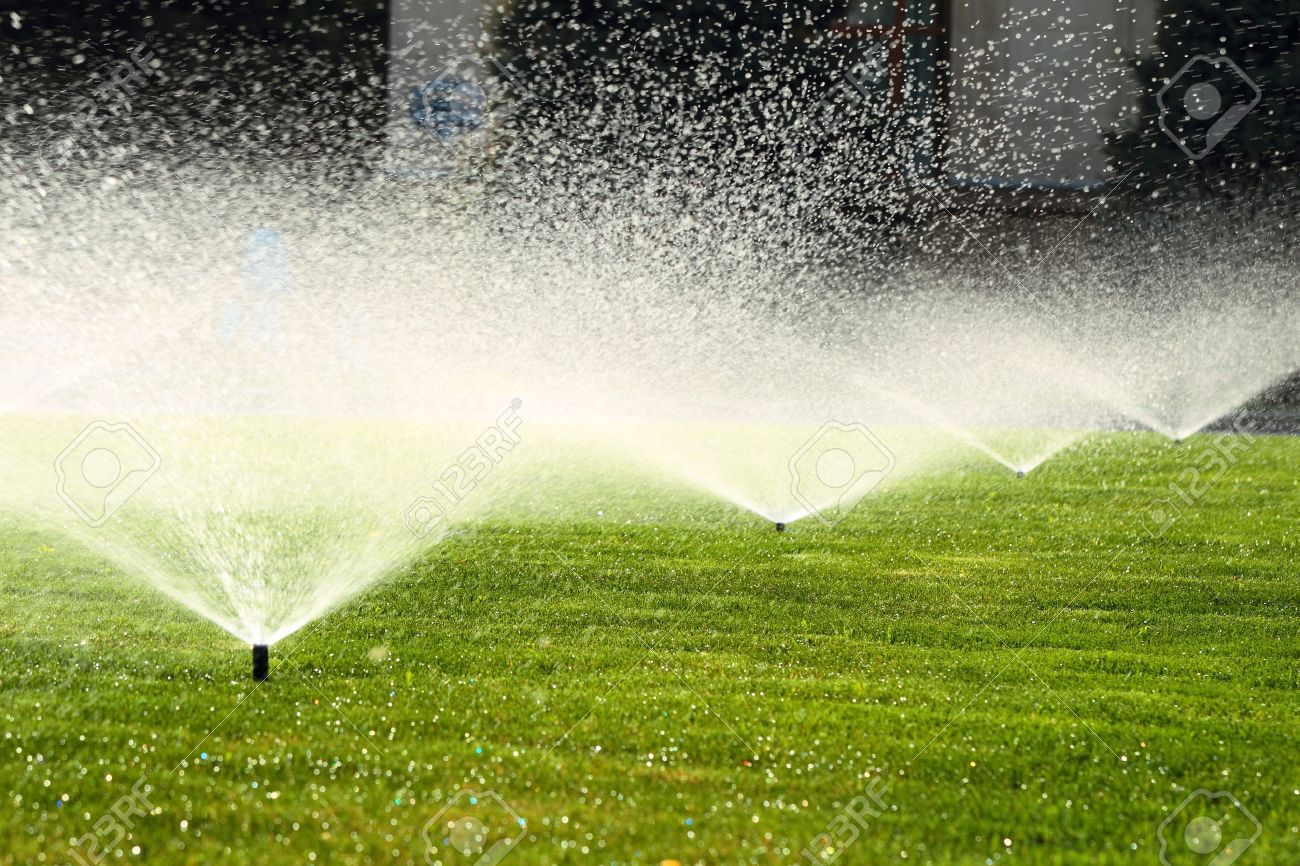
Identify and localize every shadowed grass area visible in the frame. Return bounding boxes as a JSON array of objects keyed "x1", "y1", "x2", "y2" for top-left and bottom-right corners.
[{"x1": 1, "y1": 431, "x2": 1297, "y2": 865}]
